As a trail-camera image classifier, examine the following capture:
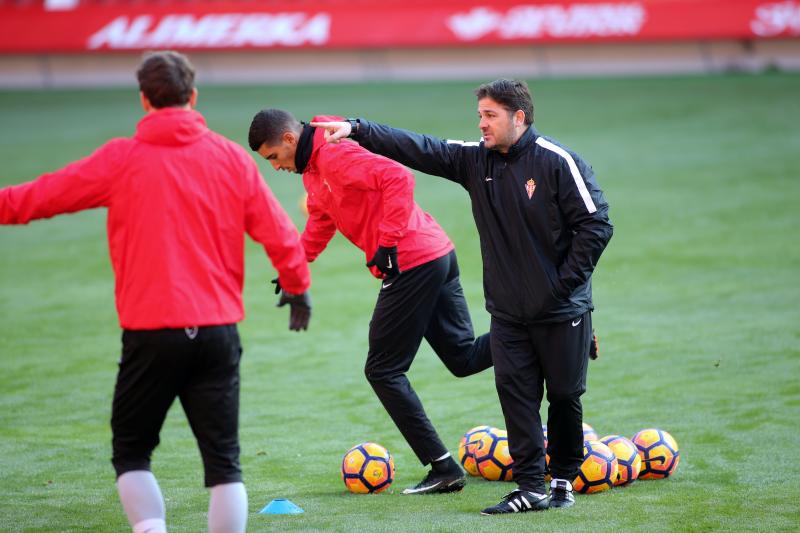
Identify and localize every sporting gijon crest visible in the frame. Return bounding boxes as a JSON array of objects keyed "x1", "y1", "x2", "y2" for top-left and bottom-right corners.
[{"x1": 525, "y1": 178, "x2": 536, "y2": 199}]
